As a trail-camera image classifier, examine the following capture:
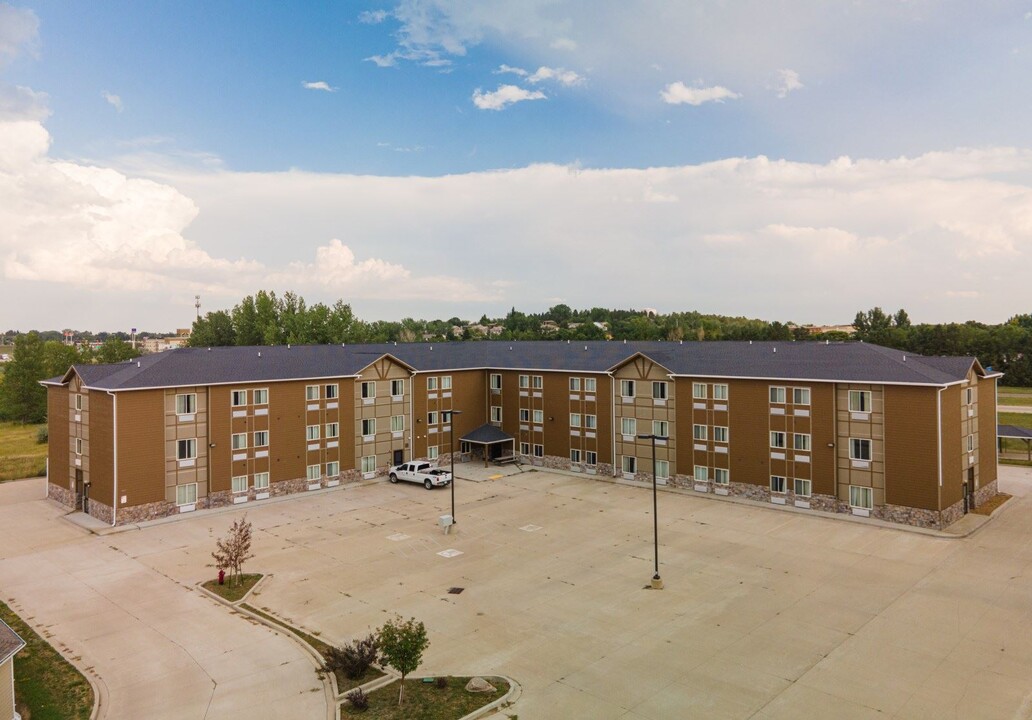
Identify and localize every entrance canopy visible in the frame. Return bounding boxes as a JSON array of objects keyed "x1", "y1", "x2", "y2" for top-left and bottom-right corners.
[
  {"x1": 998, "y1": 424, "x2": 1032, "y2": 461},
  {"x1": 460, "y1": 424, "x2": 516, "y2": 465}
]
